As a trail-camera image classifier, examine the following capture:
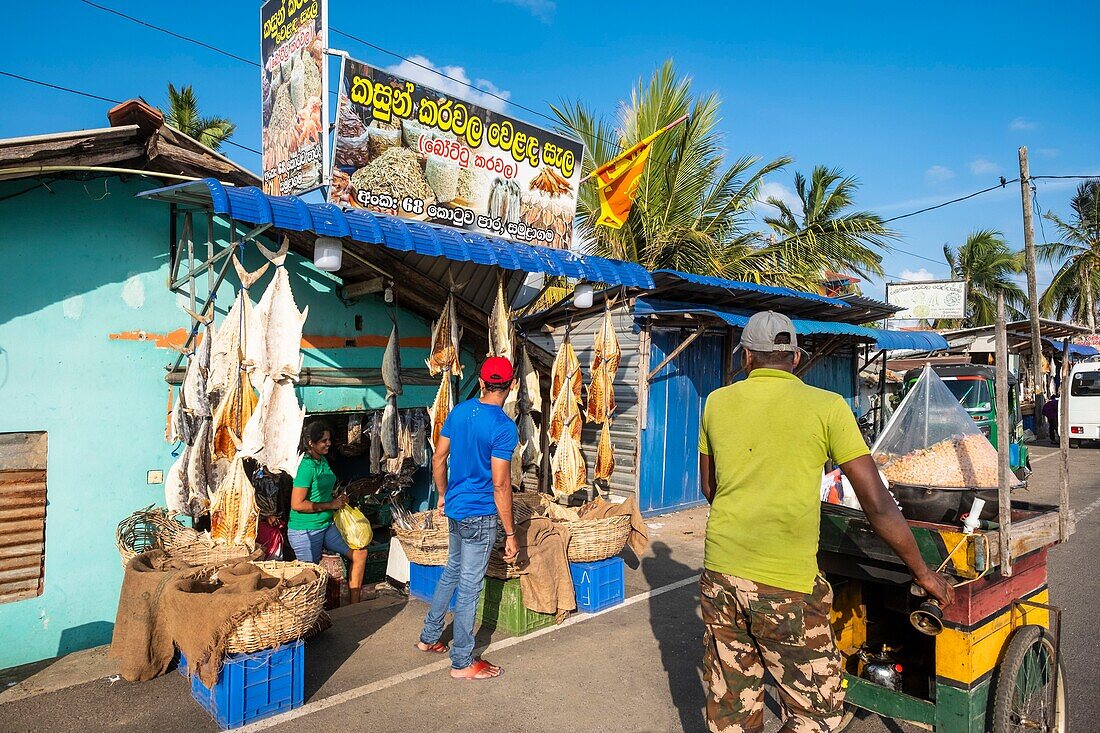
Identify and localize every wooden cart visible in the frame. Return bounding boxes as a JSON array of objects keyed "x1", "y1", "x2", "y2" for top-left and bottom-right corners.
[{"x1": 821, "y1": 502, "x2": 1068, "y2": 732}]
